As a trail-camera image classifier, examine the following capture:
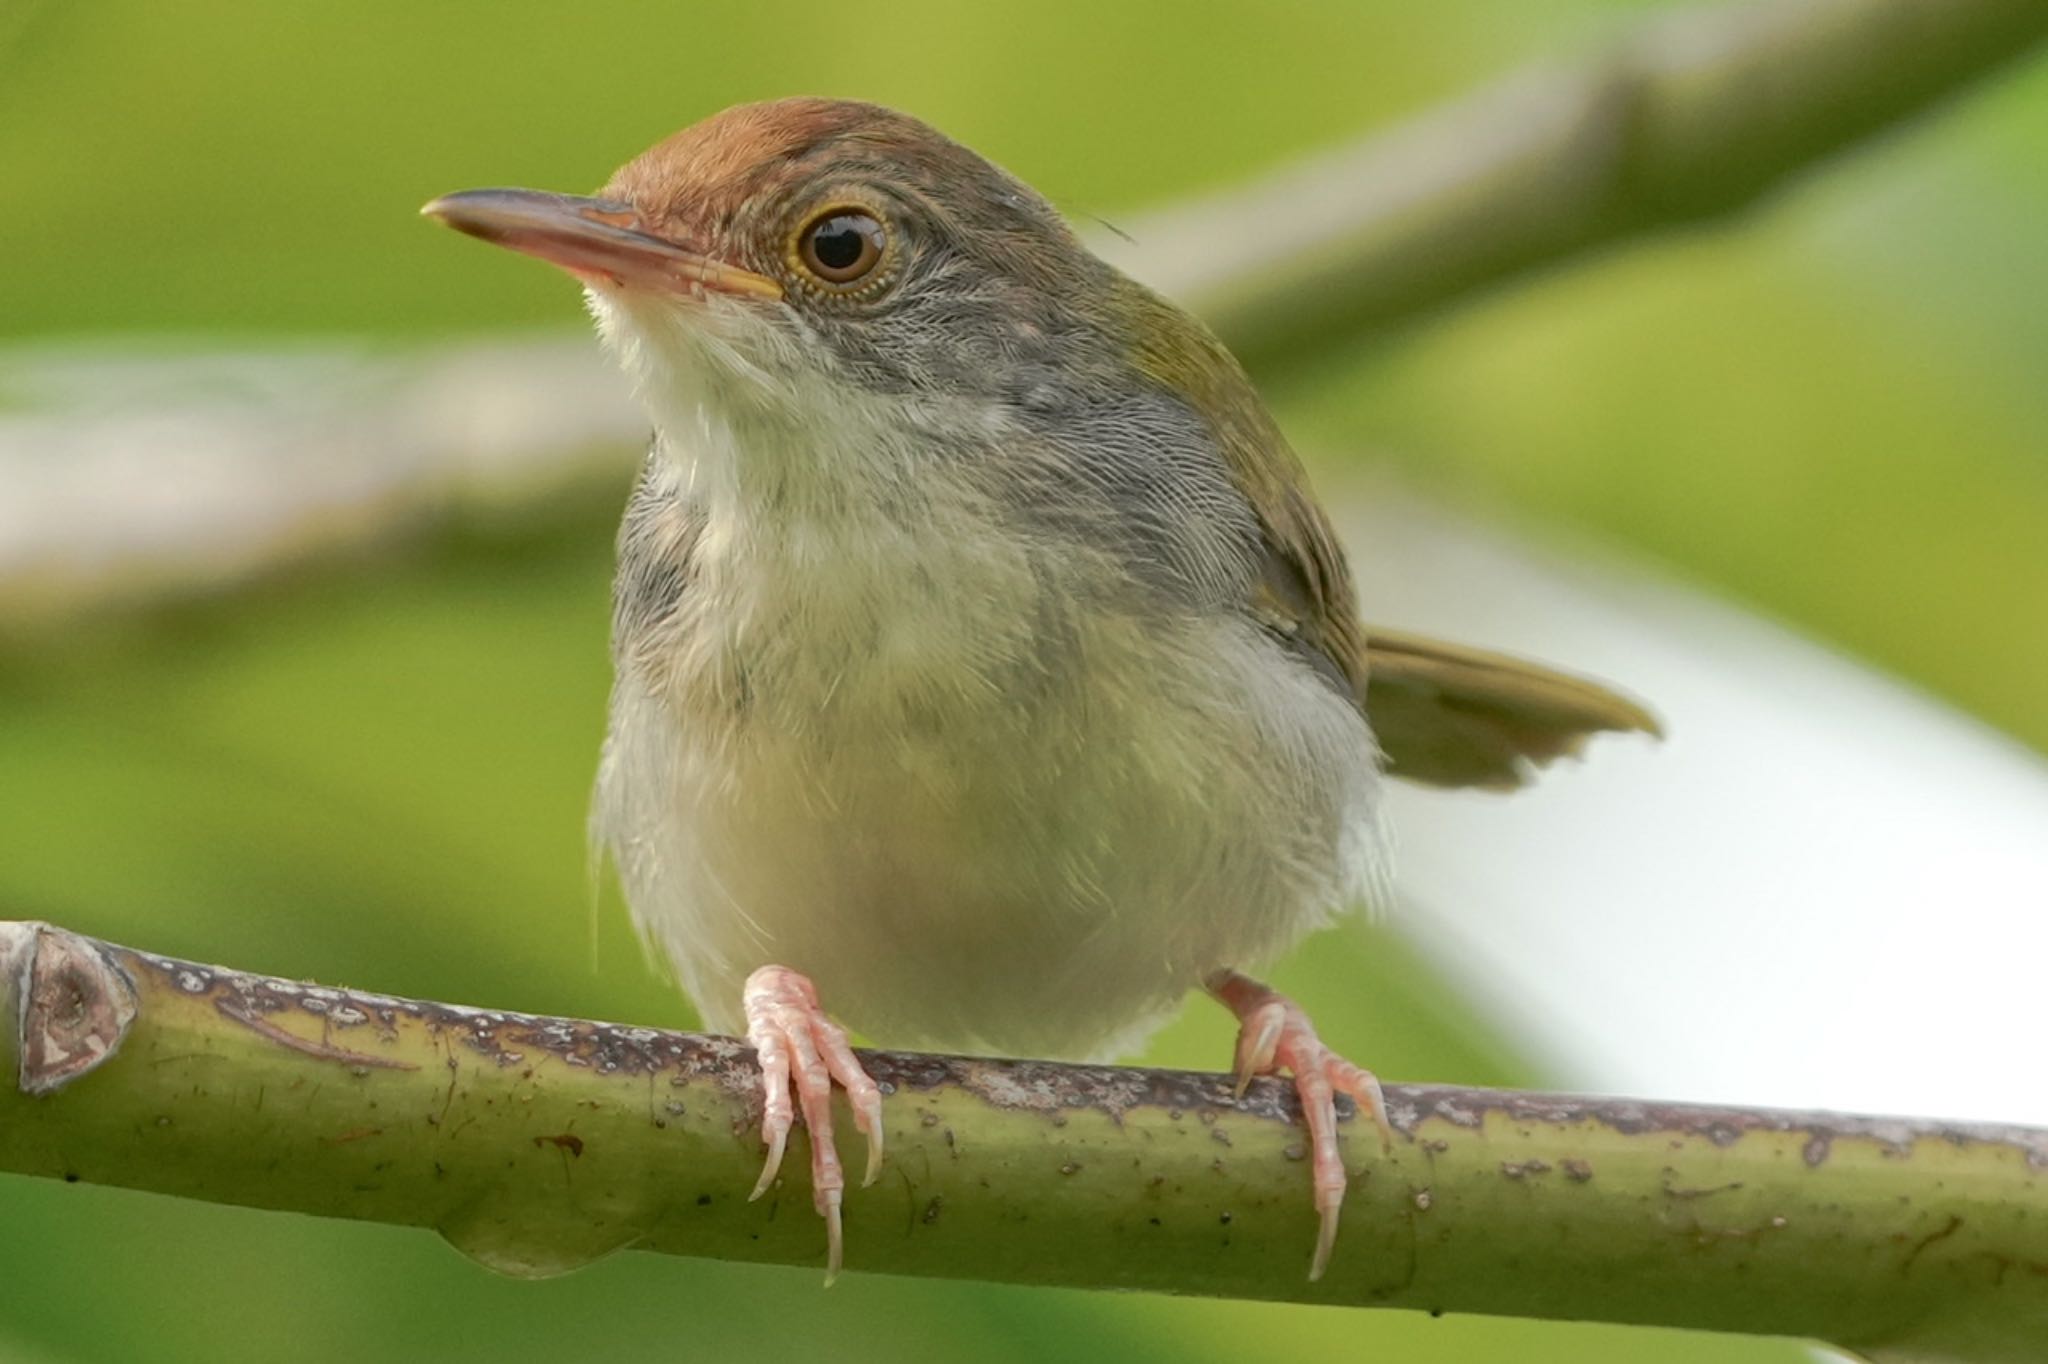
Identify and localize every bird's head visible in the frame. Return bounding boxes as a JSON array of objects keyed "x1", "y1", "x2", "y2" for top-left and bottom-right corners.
[{"x1": 425, "y1": 98, "x2": 1147, "y2": 439}]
